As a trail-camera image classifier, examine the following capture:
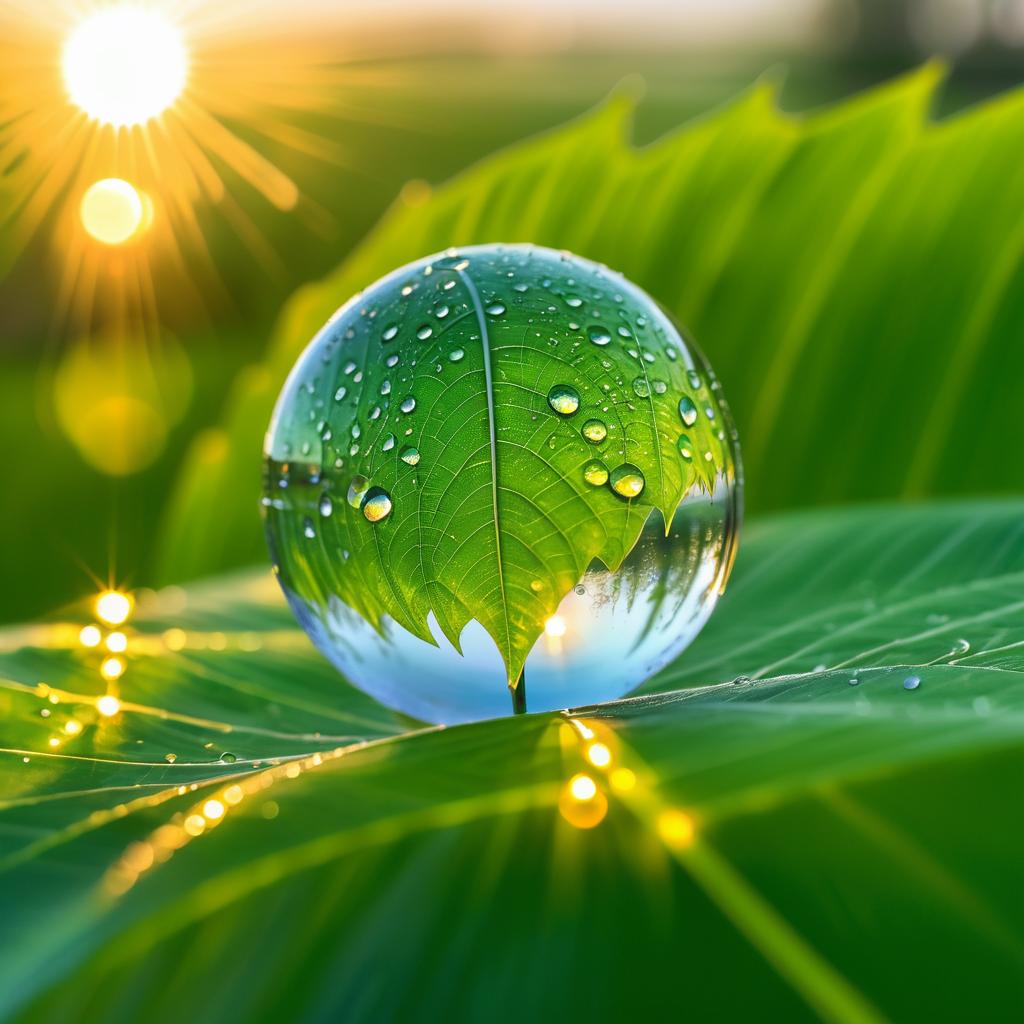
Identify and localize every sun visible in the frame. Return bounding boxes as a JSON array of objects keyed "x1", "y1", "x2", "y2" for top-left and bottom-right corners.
[{"x1": 62, "y1": 5, "x2": 188, "y2": 127}]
